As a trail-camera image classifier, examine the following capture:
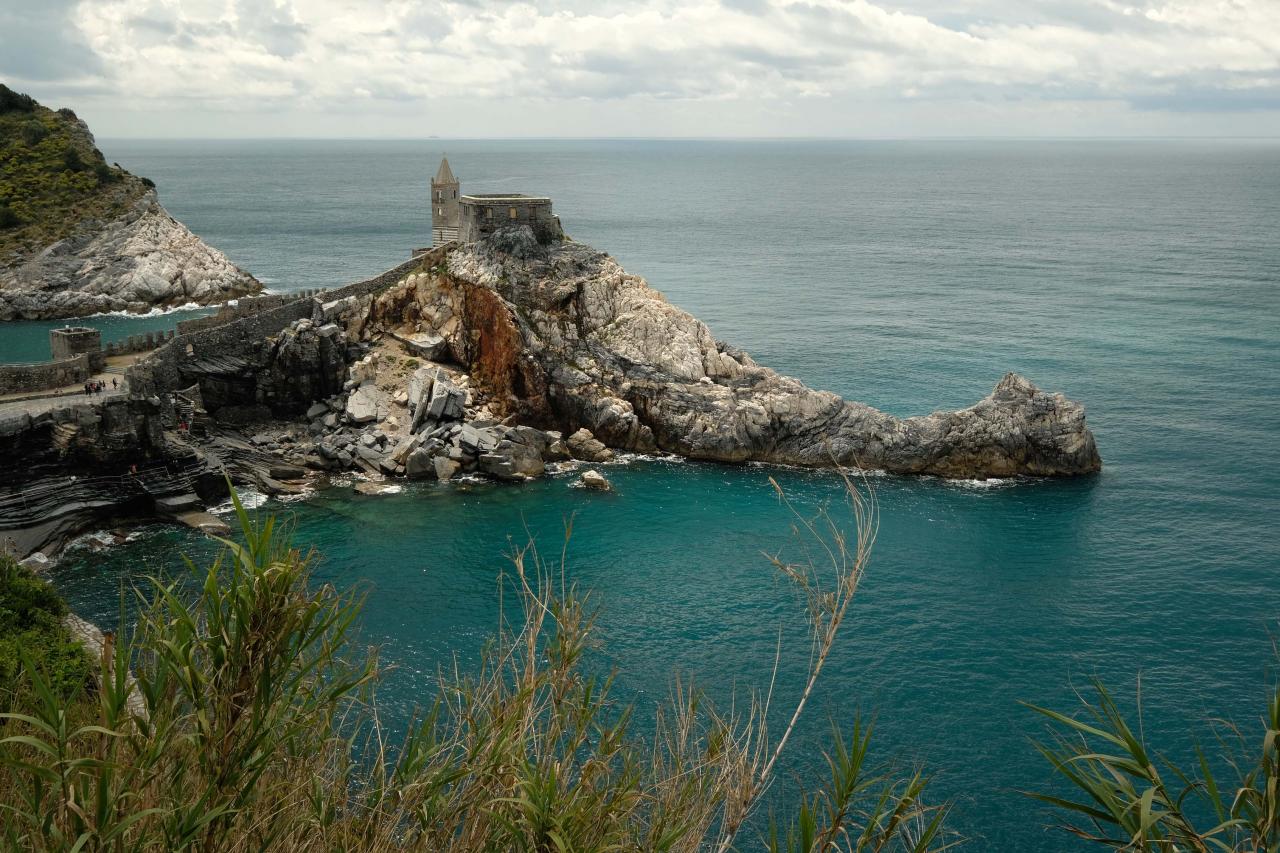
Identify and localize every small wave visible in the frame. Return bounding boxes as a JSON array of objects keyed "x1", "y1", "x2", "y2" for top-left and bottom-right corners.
[
  {"x1": 608, "y1": 451, "x2": 684, "y2": 466},
  {"x1": 742, "y1": 460, "x2": 889, "y2": 480},
  {"x1": 210, "y1": 489, "x2": 268, "y2": 514},
  {"x1": 86, "y1": 301, "x2": 206, "y2": 319},
  {"x1": 946, "y1": 477, "x2": 1016, "y2": 490},
  {"x1": 66, "y1": 528, "x2": 129, "y2": 553}
]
